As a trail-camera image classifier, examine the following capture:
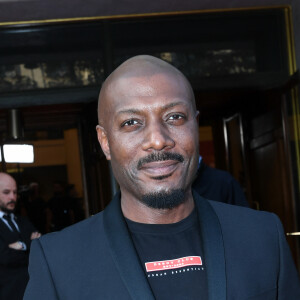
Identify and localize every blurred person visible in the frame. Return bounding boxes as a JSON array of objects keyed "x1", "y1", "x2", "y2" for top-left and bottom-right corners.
[
  {"x1": 20, "y1": 182, "x2": 48, "y2": 234},
  {"x1": 47, "y1": 181, "x2": 75, "y2": 231},
  {"x1": 65, "y1": 184, "x2": 85, "y2": 223},
  {"x1": 0, "y1": 173, "x2": 41, "y2": 300},
  {"x1": 24, "y1": 55, "x2": 300, "y2": 299},
  {"x1": 192, "y1": 156, "x2": 249, "y2": 207}
]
